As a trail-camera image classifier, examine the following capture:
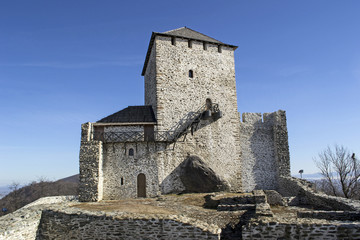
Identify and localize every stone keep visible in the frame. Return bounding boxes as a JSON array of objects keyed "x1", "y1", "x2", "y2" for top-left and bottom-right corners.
[{"x1": 79, "y1": 27, "x2": 291, "y2": 202}]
